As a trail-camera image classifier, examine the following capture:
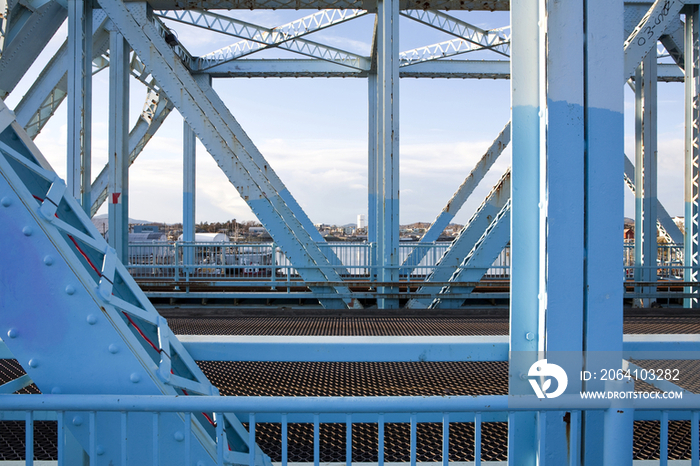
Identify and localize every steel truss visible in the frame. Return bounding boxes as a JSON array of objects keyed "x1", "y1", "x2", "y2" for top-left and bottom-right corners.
[
  {"x1": 0, "y1": 0, "x2": 698, "y2": 464},
  {"x1": 0, "y1": 0, "x2": 687, "y2": 310}
]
